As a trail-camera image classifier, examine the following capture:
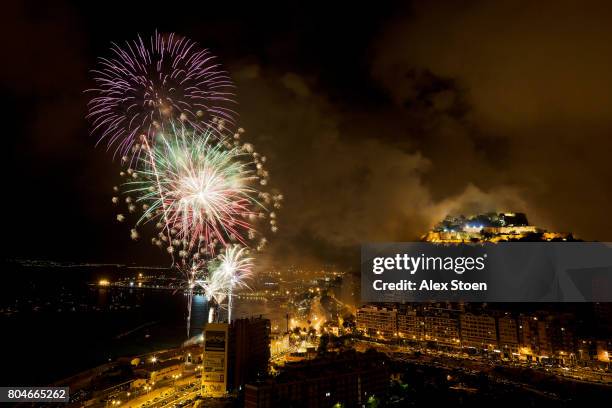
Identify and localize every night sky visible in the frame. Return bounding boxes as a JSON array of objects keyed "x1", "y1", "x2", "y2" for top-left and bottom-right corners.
[{"x1": 4, "y1": 1, "x2": 612, "y2": 268}]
